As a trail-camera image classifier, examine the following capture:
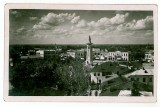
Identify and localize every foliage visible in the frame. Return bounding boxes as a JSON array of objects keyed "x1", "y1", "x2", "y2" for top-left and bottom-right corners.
[
  {"x1": 56, "y1": 60, "x2": 89, "y2": 96},
  {"x1": 10, "y1": 55, "x2": 89, "y2": 96}
]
